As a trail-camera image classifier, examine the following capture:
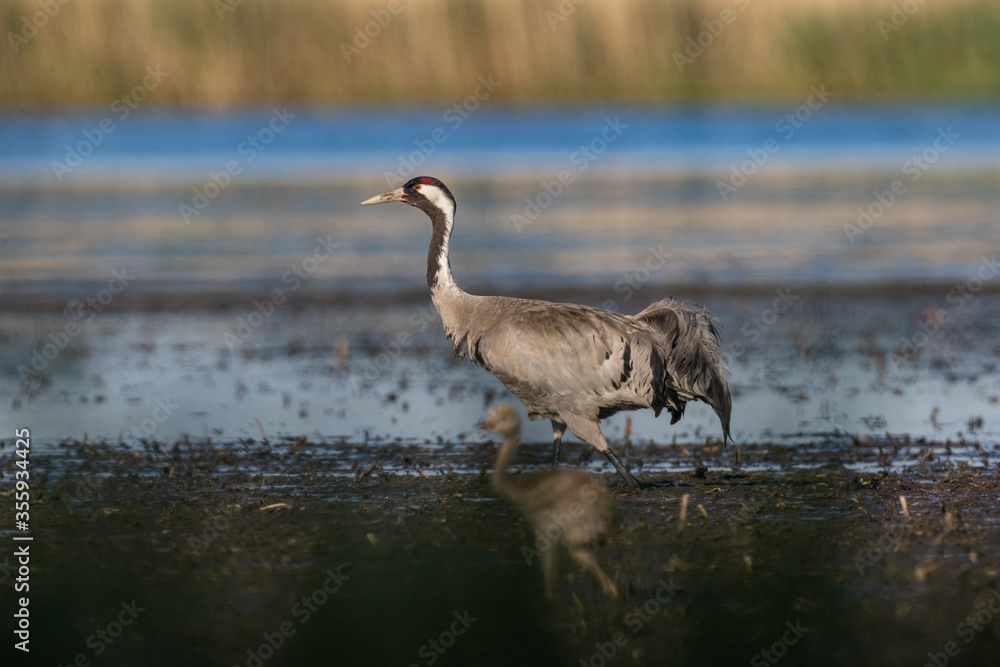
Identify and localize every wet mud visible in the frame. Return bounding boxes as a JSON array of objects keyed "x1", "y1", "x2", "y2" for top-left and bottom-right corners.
[{"x1": 3, "y1": 436, "x2": 999, "y2": 666}]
